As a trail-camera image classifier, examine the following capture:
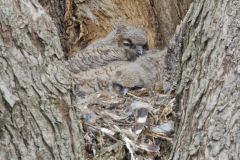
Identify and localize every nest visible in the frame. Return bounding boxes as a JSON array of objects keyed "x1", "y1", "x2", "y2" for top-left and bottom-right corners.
[{"x1": 77, "y1": 87, "x2": 177, "y2": 160}]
